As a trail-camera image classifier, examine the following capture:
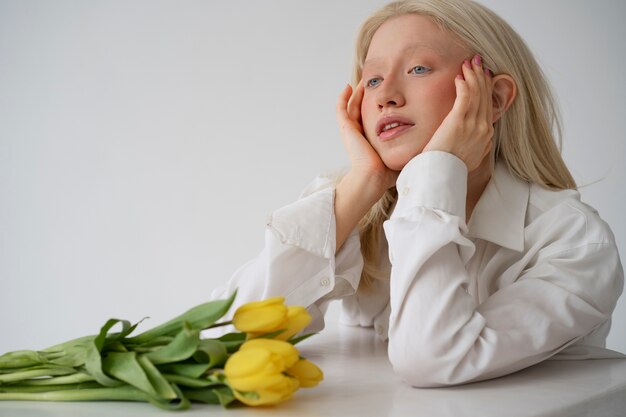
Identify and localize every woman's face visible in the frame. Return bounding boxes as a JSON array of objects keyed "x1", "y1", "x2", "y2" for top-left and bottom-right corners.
[{"x1": 361, "y1": 14, "x2": 471, "y2": 171}]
